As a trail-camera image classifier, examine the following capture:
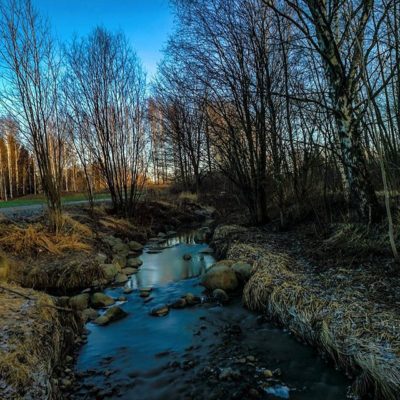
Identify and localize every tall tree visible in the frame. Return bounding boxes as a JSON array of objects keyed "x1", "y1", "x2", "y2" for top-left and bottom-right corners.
[
  {"x1": 0, "y1": 0, "x2": 65, "y2": 230},
  {"x1": 65, "y1": 27, "x2": 148, "y2": 216}
]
